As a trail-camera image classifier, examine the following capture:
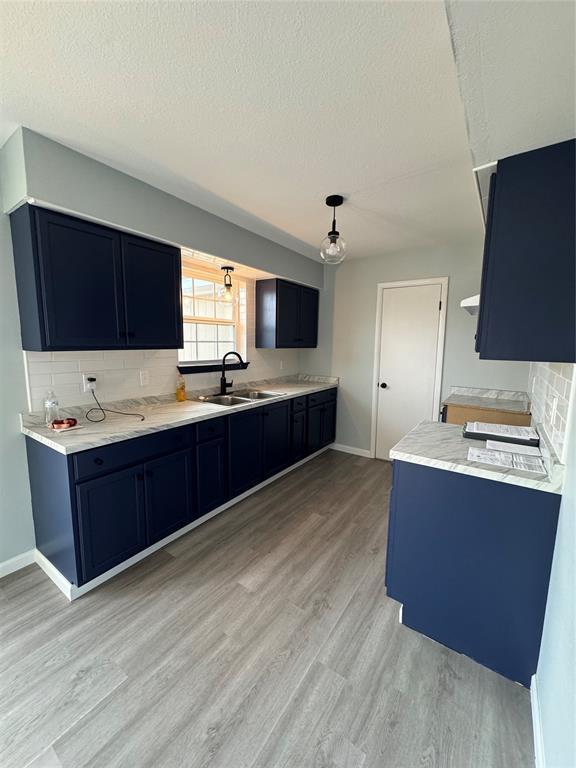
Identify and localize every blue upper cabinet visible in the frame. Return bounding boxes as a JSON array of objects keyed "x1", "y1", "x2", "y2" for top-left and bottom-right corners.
[
  {"x1": 476, "y1": 139, "x2": 575, "y2": 362},
  {"x1": 122, "y1": 234, "x2": 183, "y2": 349},
  {"x1": 255, "y1": 278, "x2": 319, "y2": 348},
  {"x1": 9, "y1": 205, "x2": 183, "y2": 351}
]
